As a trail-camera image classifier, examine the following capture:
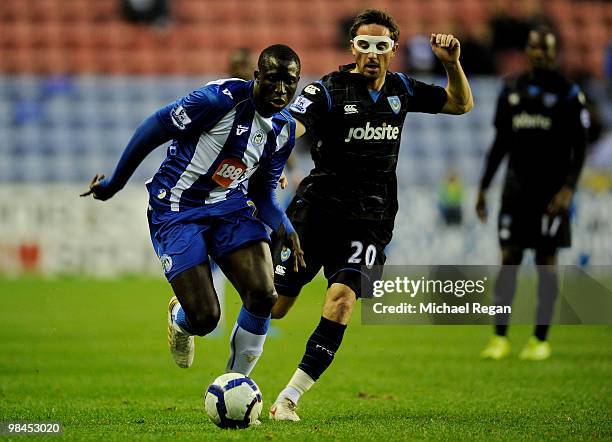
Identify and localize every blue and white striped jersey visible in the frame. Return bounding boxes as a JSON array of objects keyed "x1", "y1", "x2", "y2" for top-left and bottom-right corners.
[{"x1": 147, "y1": 78, "x2": 296, "y2": 213}]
